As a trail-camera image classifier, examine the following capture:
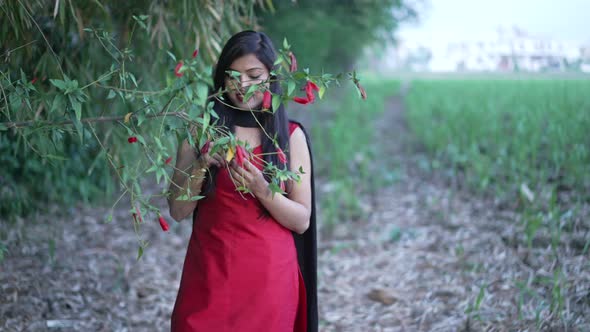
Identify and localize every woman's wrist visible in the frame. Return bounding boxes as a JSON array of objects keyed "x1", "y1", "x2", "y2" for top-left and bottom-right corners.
[
  {"x1": 191, "y1": 156, "x2": 207, "y2": 172},
  {"x1": 252, "y1": 177, "x2": 272, "y2": 200}
]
